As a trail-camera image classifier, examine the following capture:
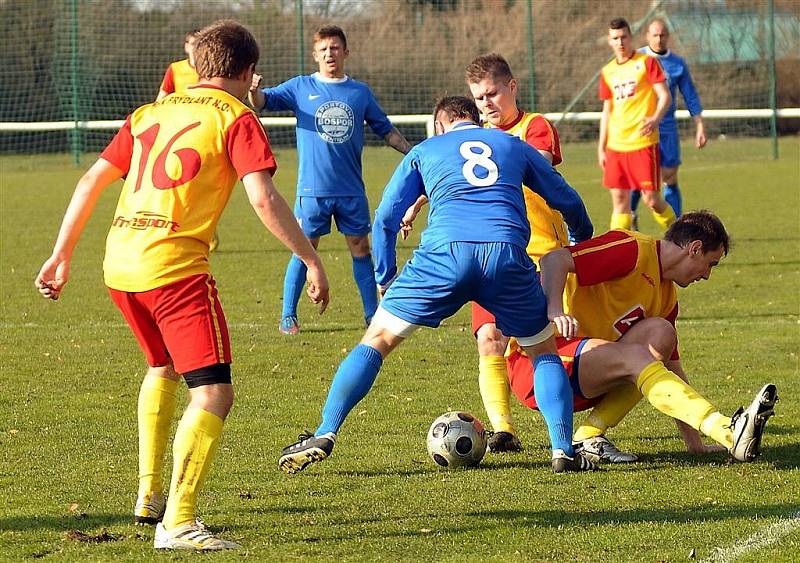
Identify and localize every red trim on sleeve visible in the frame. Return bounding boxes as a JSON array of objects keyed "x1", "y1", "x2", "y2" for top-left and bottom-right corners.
[
  {"x1": 645, "y1": 56, "x2": 666, "y2": 84},
  {"x1": 227, "y1": 112, "x2": 277, "y2": 179},
  {"x1": 100, "y1": 115, "x2": 133, "y2": 175},
  {"x1": 525, "y1": 115, "x2": 562, "y2": 166},
  {"x1": 570, "y1": 230, "x2": 639, "y2": 286},
  {"x1": 598, "y1": 73, "x2": 612, "y2": 100},
  {"x1": 160, "y1": 65, "x2": 175, "y2": 94}
]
